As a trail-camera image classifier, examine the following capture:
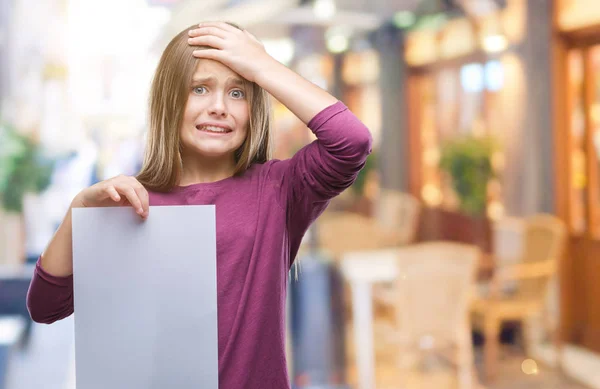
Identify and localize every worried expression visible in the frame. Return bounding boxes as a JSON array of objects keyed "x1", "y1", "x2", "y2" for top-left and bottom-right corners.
[{"x1": 179, "y1": 59, "x2": 250, "y2": 161}]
